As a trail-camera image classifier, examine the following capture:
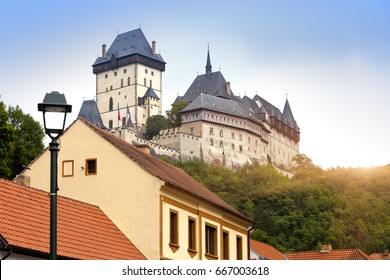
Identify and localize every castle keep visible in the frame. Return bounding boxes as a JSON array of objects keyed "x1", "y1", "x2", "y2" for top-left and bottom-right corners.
[{"x1": 91, "y1": 29, "x2": 300, "y2": 170}]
